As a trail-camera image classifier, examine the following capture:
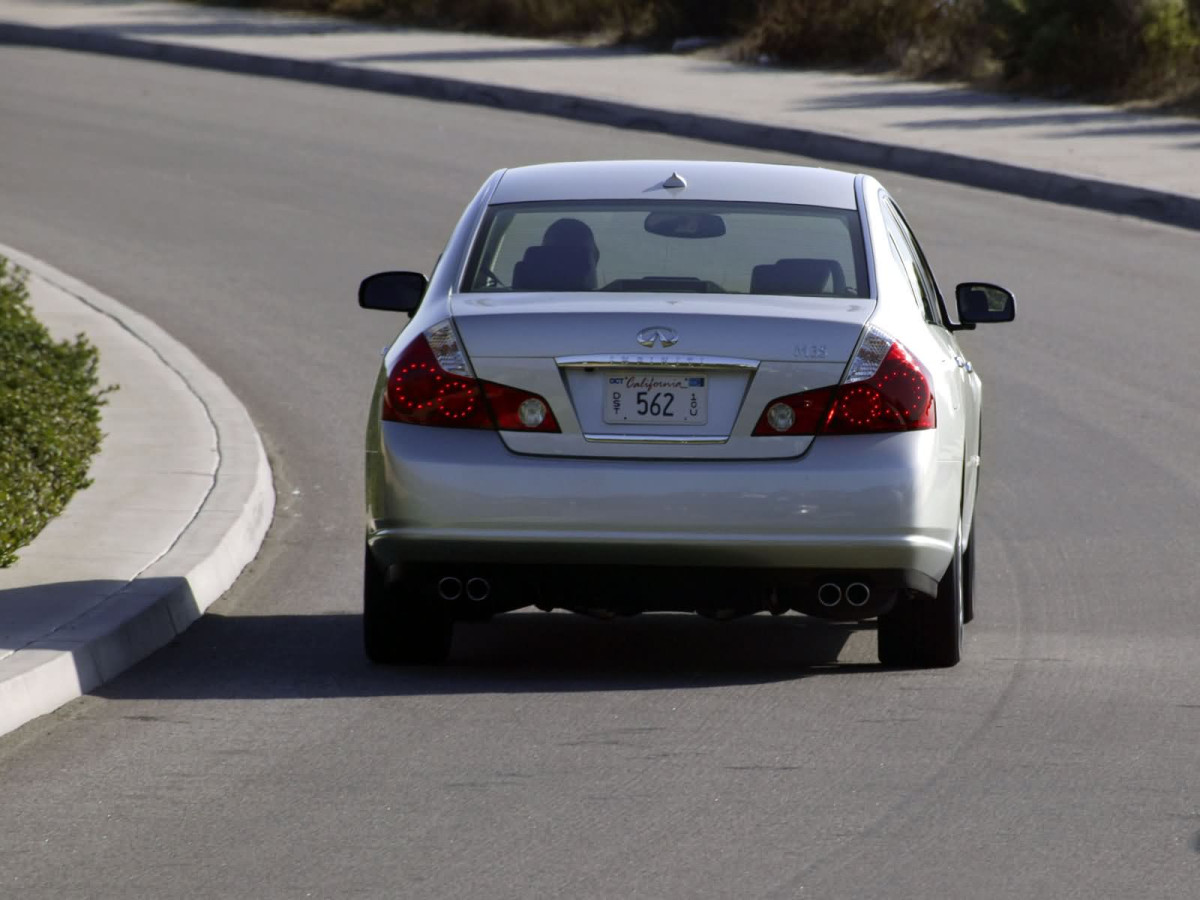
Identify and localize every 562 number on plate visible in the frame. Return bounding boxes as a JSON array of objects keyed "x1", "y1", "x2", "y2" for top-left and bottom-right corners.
[{"x1": 603, "y1": 372, "x2": 708, "y2": 425}]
